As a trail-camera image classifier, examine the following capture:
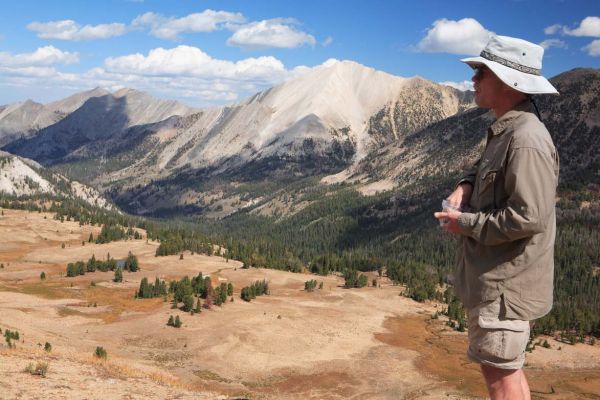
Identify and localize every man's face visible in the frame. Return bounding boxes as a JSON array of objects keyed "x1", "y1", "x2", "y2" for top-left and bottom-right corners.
[{"x1": 471, "y1": 65, "x2": 506, "y2": 109}]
